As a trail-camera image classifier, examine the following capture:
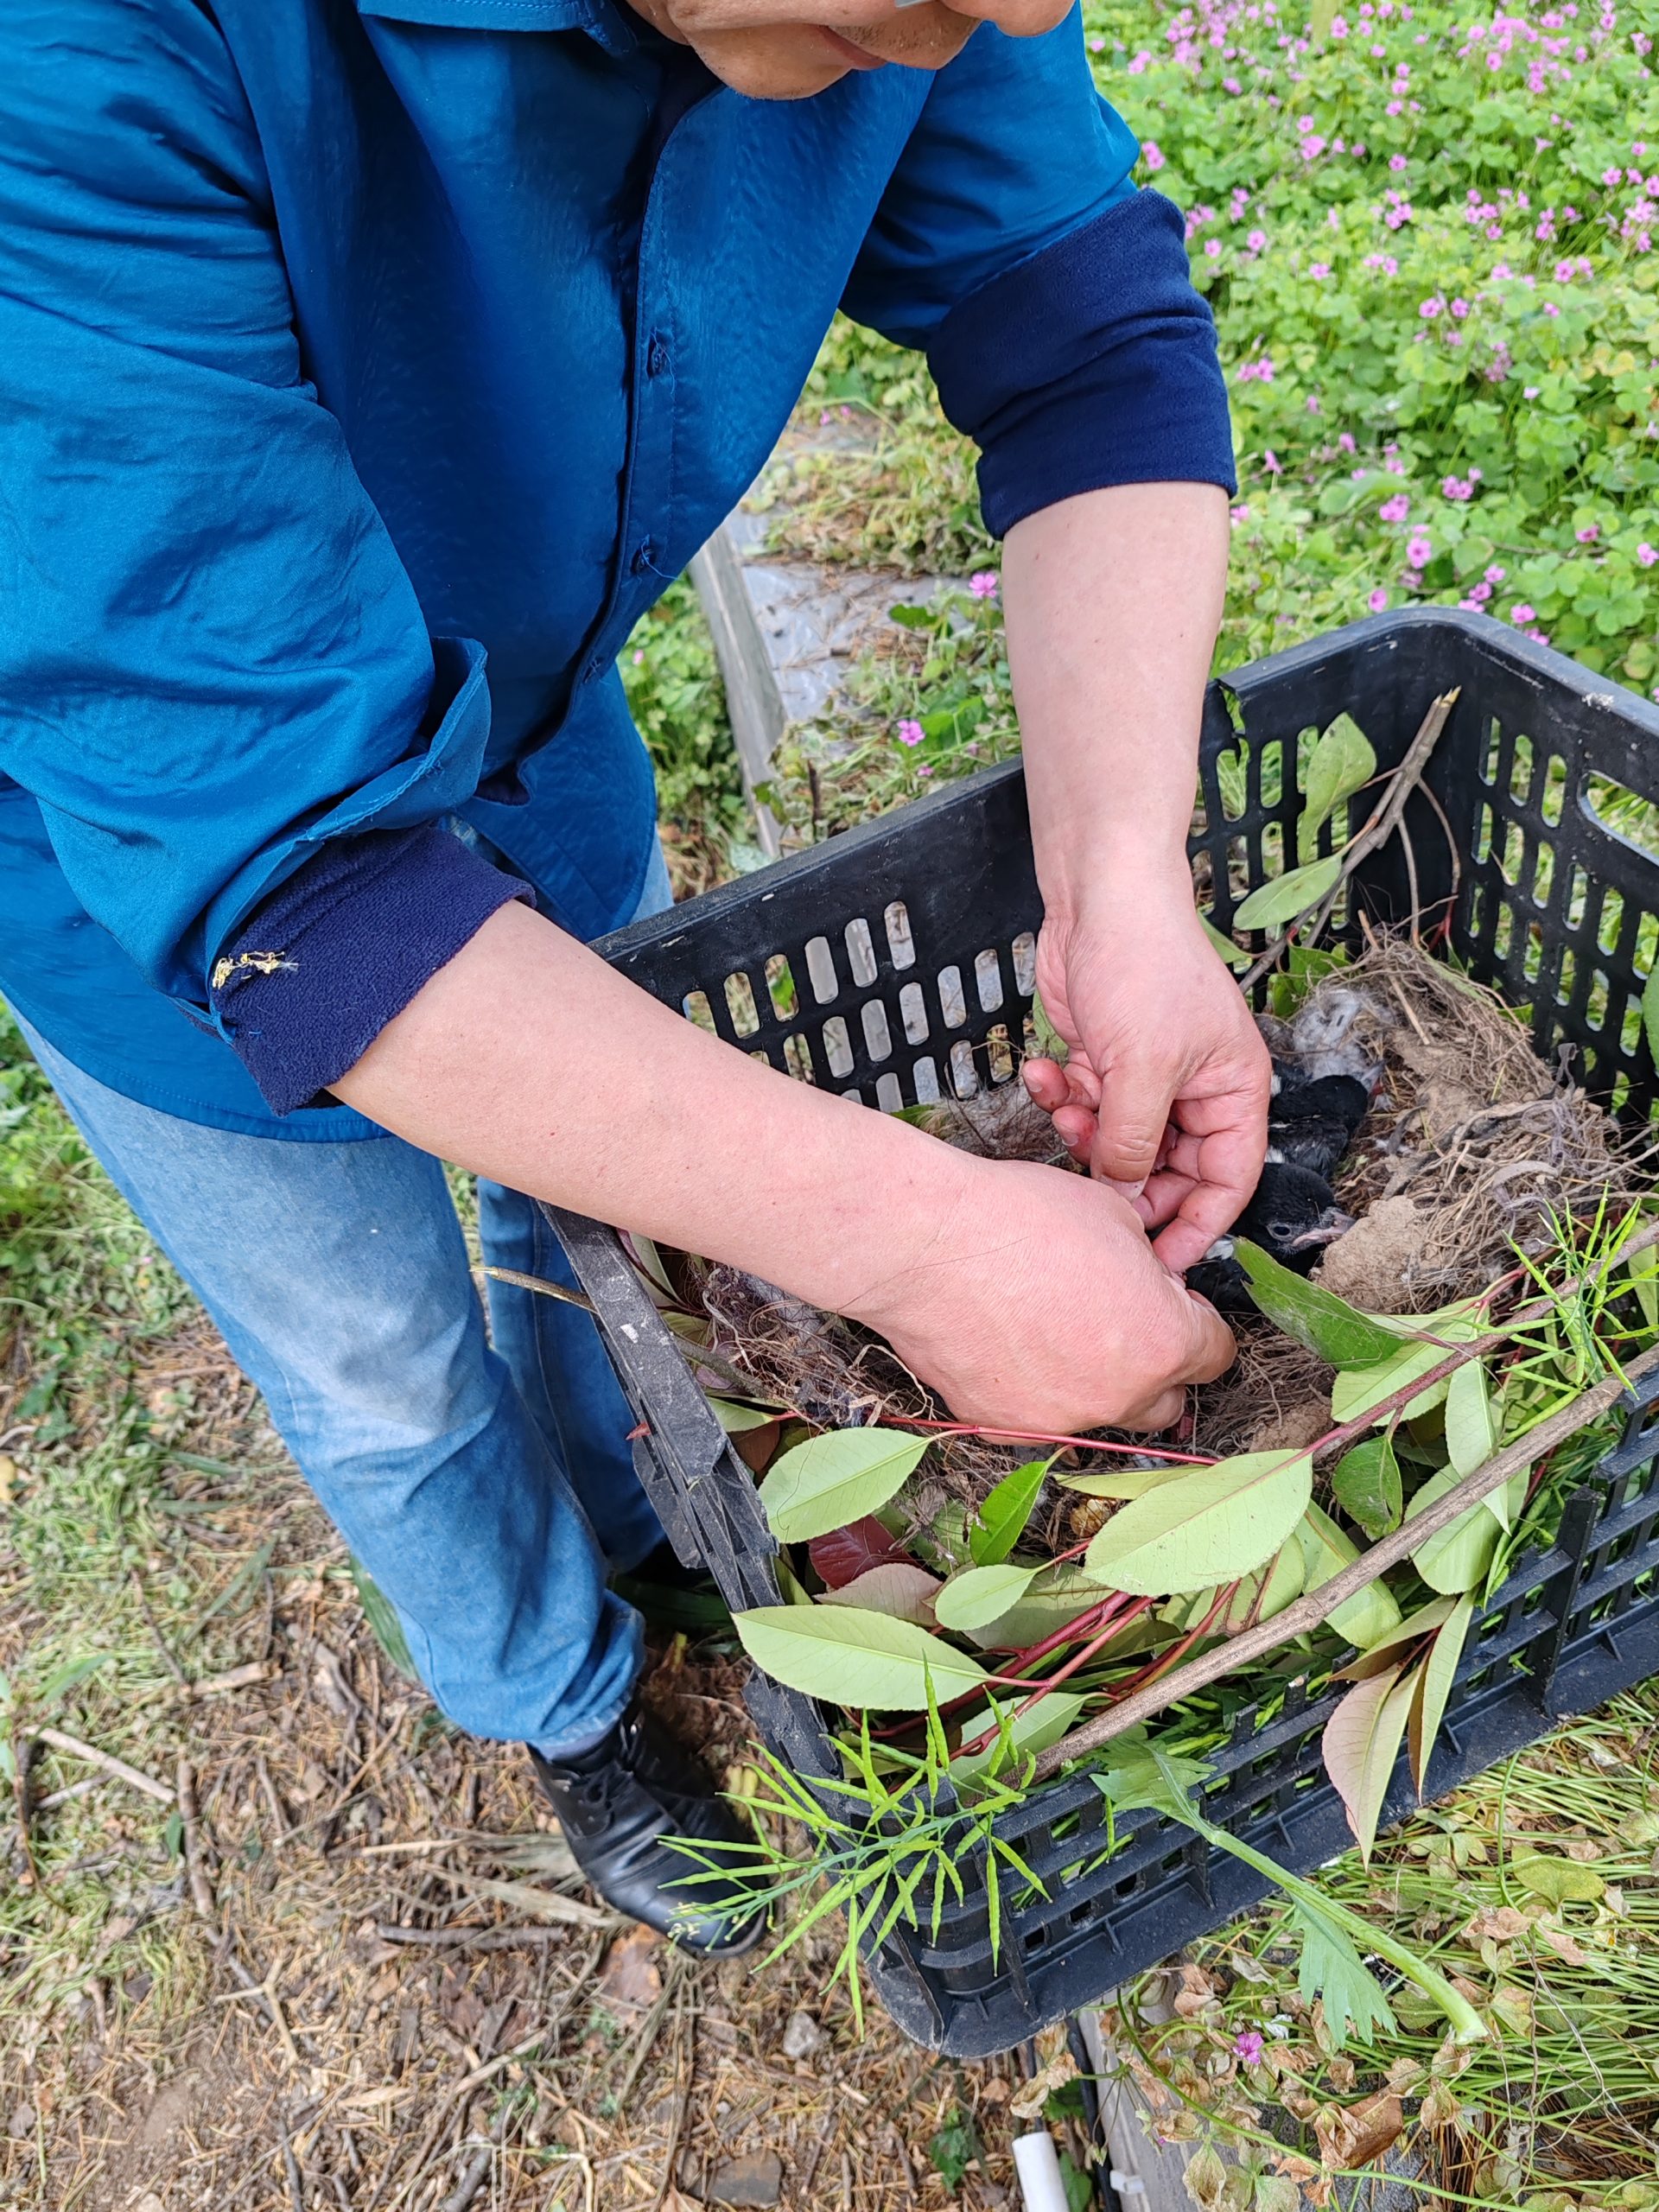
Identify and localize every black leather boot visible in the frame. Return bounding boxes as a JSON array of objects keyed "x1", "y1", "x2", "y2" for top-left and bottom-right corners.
[{"x1": 529, "y1": 1700, "x2": 766, "y2": 1956}]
